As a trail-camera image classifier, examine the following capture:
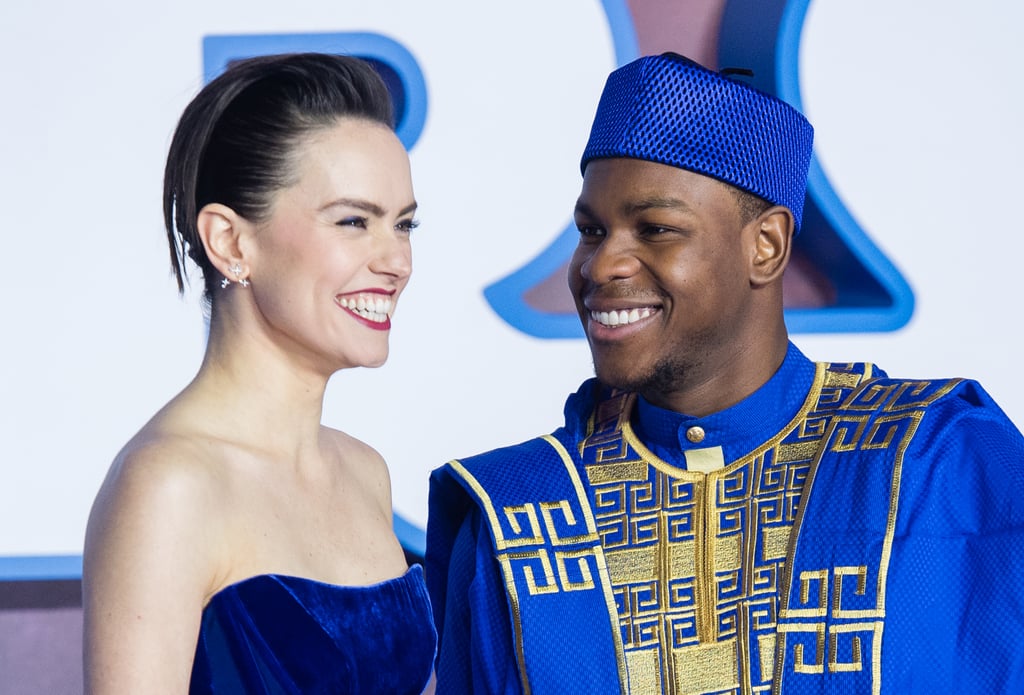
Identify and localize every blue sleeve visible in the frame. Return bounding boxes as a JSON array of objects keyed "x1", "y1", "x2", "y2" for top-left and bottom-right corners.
[
  {"x1": 883, "y1": 380, "x2": 1024, "y2": 692},
  {"x1": 434, "y1": 508, "x2": 523, "y2": 695}
]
